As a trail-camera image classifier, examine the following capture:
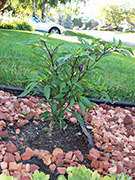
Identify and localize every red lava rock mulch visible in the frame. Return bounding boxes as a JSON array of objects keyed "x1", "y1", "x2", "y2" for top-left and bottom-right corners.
[{"x1": 0, "y1": 90, "x2": 135, "y2": 179}]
